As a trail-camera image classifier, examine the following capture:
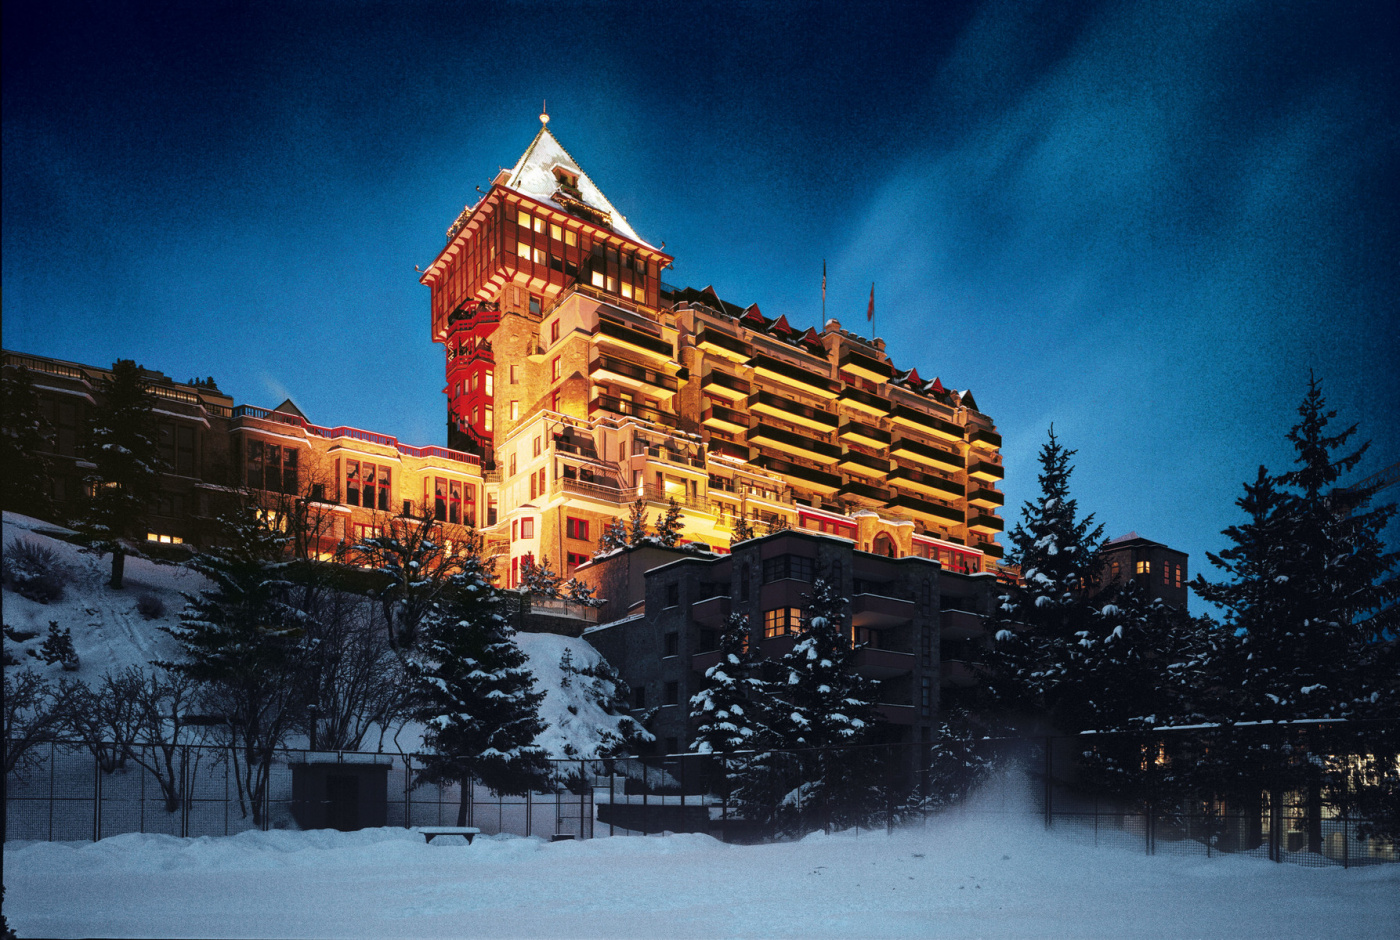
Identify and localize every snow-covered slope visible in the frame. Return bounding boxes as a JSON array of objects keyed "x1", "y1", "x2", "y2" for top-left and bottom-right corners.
[{"x1": 514, "y1": 631, "x2": 650, "y2": 759}]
